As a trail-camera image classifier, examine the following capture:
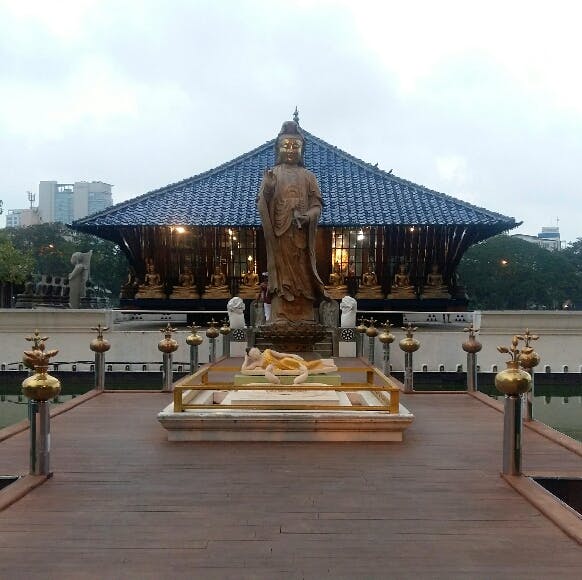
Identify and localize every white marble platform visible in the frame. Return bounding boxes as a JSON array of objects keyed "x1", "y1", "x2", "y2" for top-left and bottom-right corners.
[{"x1": 158, "y1": 388, "x2": 414, "y2": 442}]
